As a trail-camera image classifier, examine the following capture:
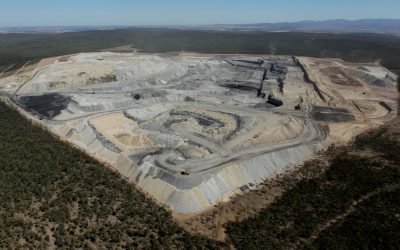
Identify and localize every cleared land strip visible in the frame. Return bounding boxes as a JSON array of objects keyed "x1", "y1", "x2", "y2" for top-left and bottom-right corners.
[{"x1": 304, "y1": 183, "x2": 400, "y2": 247}]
